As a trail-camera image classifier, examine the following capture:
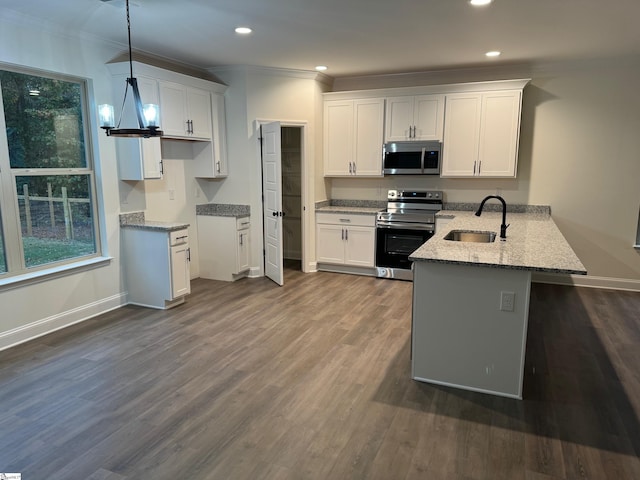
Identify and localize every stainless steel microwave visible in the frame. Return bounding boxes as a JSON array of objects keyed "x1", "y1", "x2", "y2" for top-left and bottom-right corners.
[{"x1": 383, "y1": 141, "x2": 441, "y2": 175}]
